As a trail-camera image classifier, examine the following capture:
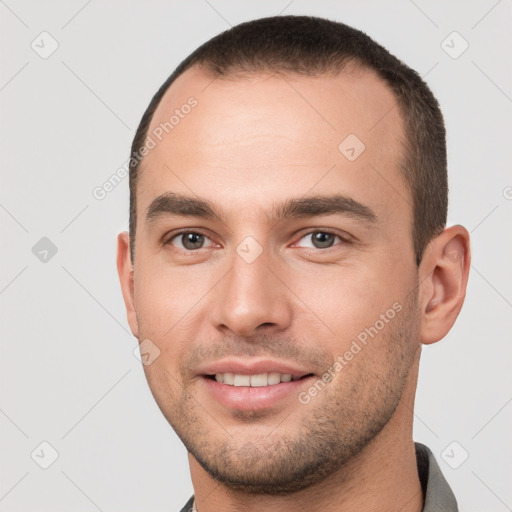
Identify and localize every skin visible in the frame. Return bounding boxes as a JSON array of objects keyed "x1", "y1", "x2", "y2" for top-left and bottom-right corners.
[{"x1": 117, "y1": 64, "x2": 471, "y2": 511}]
